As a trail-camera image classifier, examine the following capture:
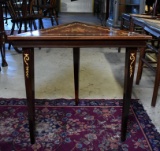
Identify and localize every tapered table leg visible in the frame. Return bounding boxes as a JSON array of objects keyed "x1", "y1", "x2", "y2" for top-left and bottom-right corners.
[
  {"x1": 73, "y1": 47, "x2": 80, "y2": 105},
  {"x1": 23, "y1": 48, "x2": 35, "y2": 144},
  {"x1": 121, "y1": 48, "x2": 137, "y2": 141}
]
